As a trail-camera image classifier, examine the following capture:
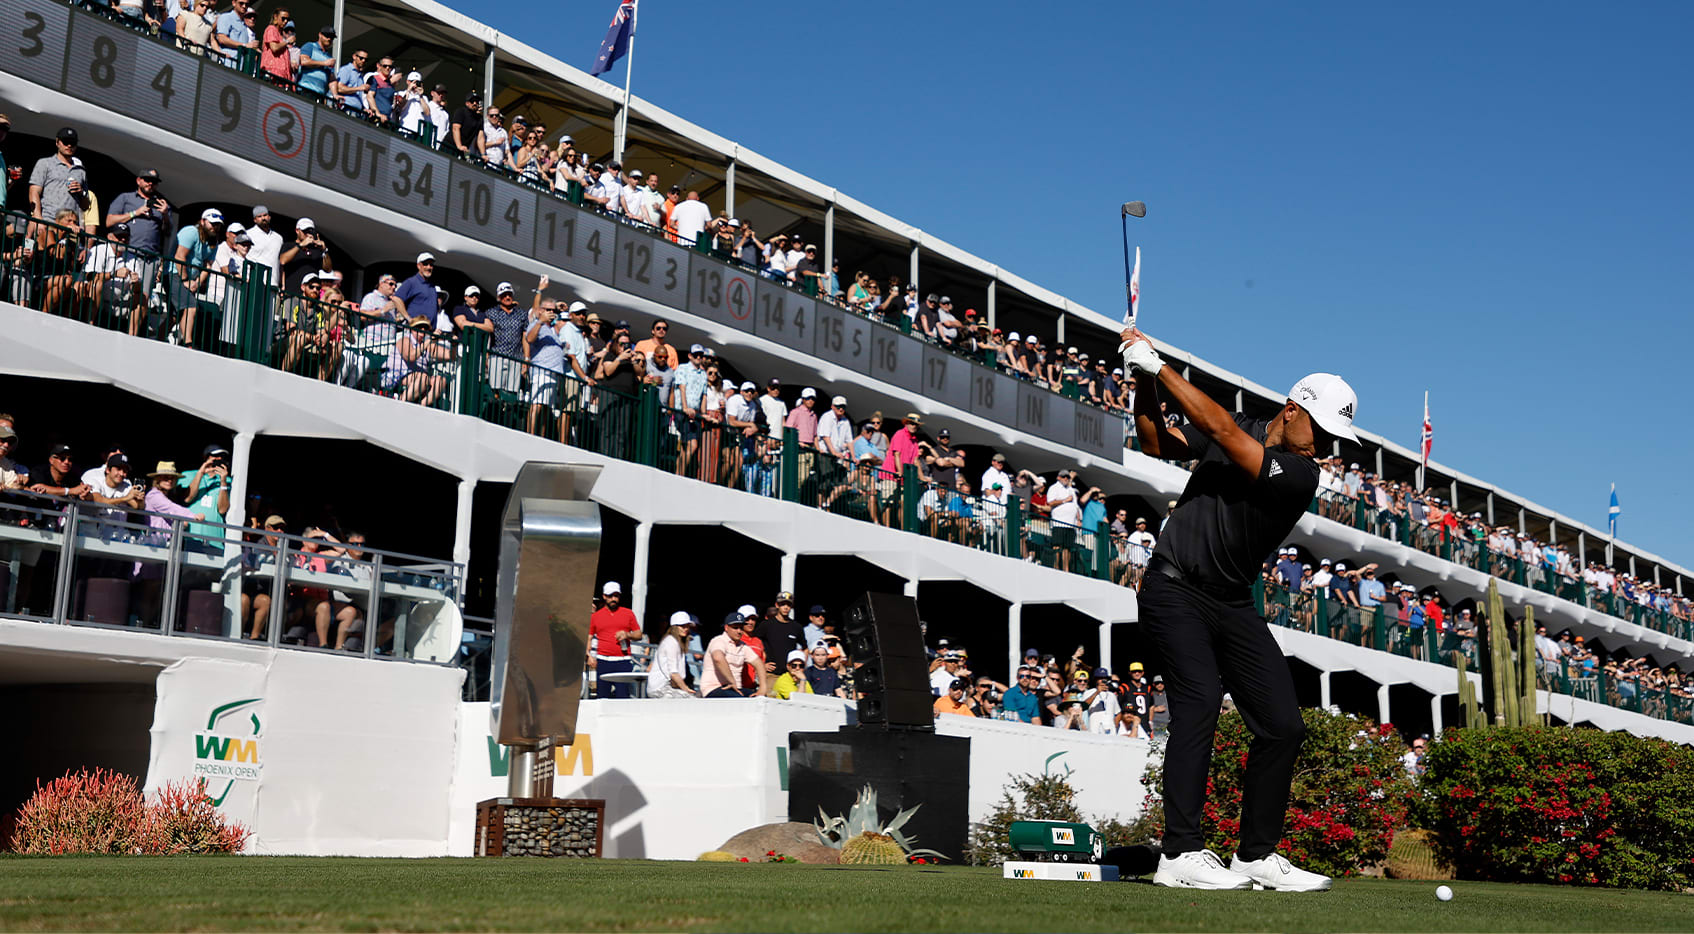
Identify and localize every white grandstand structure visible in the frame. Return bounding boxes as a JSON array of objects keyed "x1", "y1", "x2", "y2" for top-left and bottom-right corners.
[{"x1": 0, "y1": 0, "x2": 1688, "y2": 857}]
